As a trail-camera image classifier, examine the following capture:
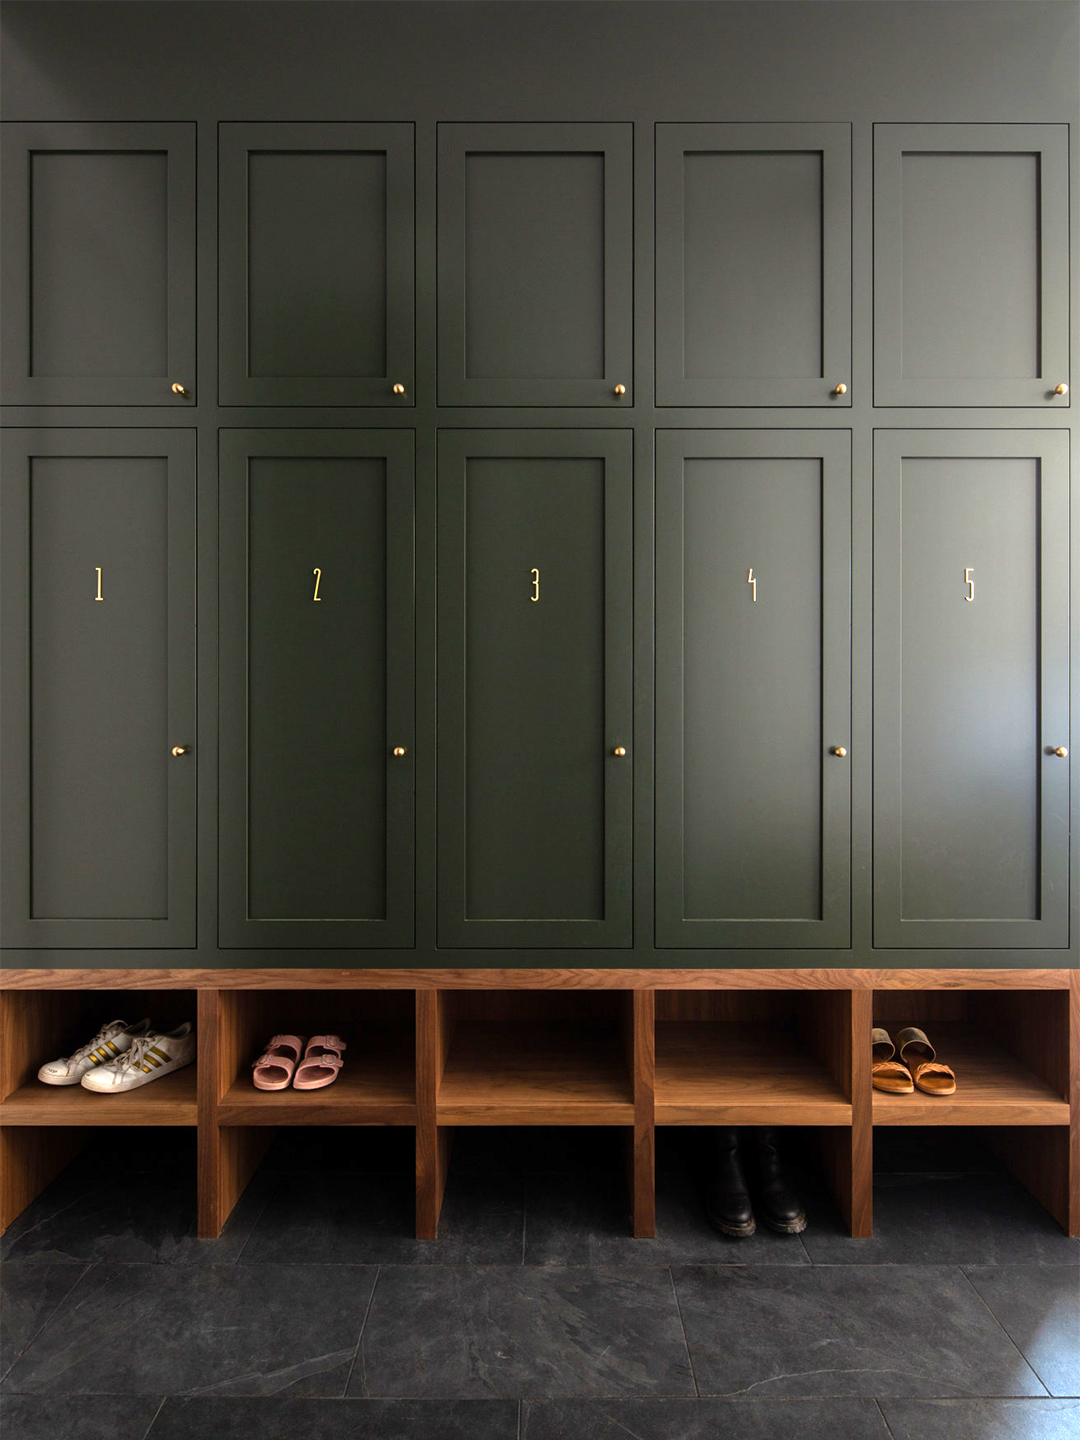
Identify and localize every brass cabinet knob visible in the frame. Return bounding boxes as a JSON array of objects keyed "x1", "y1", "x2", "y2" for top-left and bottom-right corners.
[
  {"x1": 1054, "y1": 383, "x2": 1069, "y2": 396},
  {"x1": 171, "y1": 382, "x2": 188, "y2": 397},
  {"x1": 613, "y1": 746, "x2": 627, "y2": 757},
  {"x1": 392, "y1": 383, "x2": 406, "y2": 395},
  {"x1": 392, "y1": 746, "x2": 407, "y2": 757},
  {"x1": 832, "y1": 746, "x2": 848, "y2": 757},
  {"x1": 613, "y1": 384, "x2": 626, "y2": 396},
  {"x1": 171, "y1": 745, "x2": 188, "y2": 757},
  {"x1": 832, "y1": 382, "x2": 847, "y2": 396},
  {"x1": 1053, "y1": 746, "x2": 1069, "y2": 758}
]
